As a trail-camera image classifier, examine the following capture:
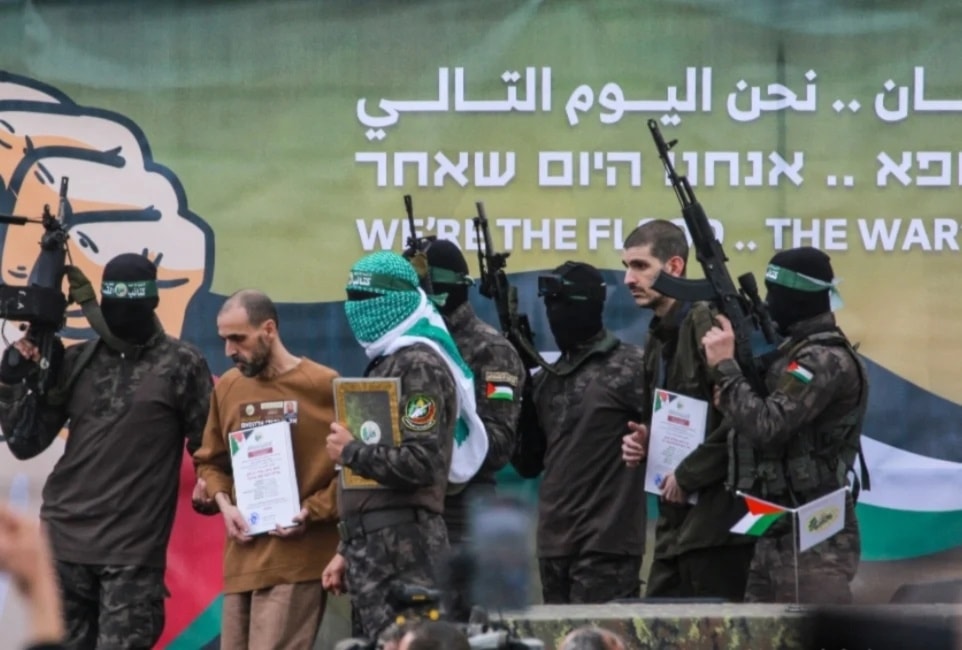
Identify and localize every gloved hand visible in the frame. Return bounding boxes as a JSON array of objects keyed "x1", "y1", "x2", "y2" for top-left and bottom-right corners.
[{"x1": 0, "y1": 342, "x2": 37, "y2": 385}]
